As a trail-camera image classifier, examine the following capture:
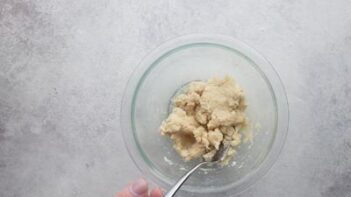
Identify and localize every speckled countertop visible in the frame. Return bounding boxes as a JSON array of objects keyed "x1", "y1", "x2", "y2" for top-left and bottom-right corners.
[{"x1": 0, "y1": 0, "x2": 350, "y2": 197}]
